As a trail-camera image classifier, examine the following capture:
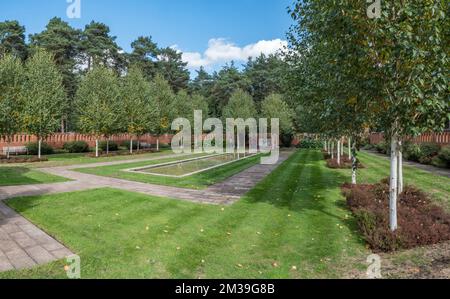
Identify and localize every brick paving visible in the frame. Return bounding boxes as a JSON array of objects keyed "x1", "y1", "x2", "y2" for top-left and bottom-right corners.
[{"x1": 0, "y1": 150, "x2": 294, "y2": 272}]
